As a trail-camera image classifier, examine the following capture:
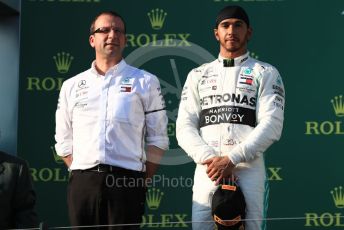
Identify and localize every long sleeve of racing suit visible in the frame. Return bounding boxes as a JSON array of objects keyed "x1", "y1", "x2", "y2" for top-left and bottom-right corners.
[
  {"x1": 228, "y1": 67, "x2": 284, "y2": 164},
  {"x1": 176, "y1": 69, "x2": 217, "y2": 164}
]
